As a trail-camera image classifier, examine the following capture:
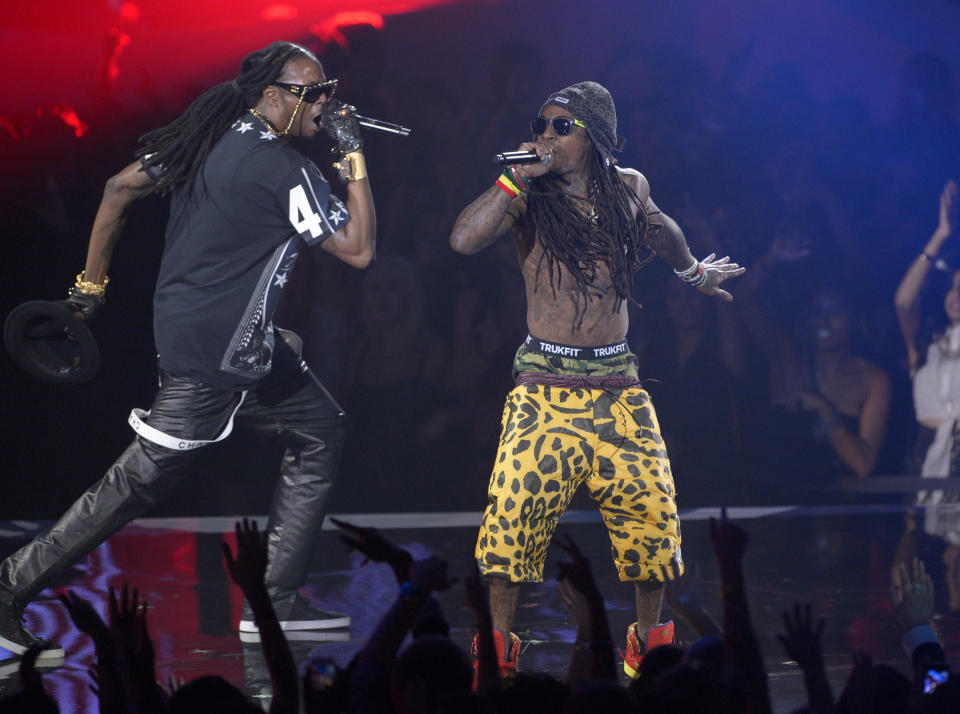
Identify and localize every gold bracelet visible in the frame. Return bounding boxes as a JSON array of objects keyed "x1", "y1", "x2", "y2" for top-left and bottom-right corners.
[
  {"x1": 74, "y1": 271, "x2": 109, "y2": 297},
  {"x1": 338, "y1": 150, "x2": 368, "y2": 182}
]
